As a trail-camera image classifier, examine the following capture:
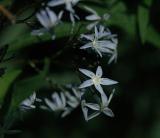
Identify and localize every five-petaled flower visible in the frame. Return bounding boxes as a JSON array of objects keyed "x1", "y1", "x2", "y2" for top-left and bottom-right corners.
[{"x1": 79, "y1": 66, "x2": 118, "y2": 94}]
